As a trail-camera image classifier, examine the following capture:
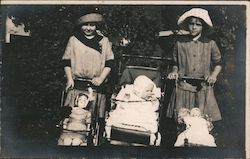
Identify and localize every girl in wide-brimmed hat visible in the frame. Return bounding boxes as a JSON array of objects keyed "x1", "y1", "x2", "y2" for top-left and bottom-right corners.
[
  {"x1": 177, "y1": 8, "x2": 213, "y2": 34},
  {"x1": 62, "y1": 10, "x2": 114, "y2": 120},
  {"x1": 166, "y1": 8, "x2": 222, "y2": 122}
]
